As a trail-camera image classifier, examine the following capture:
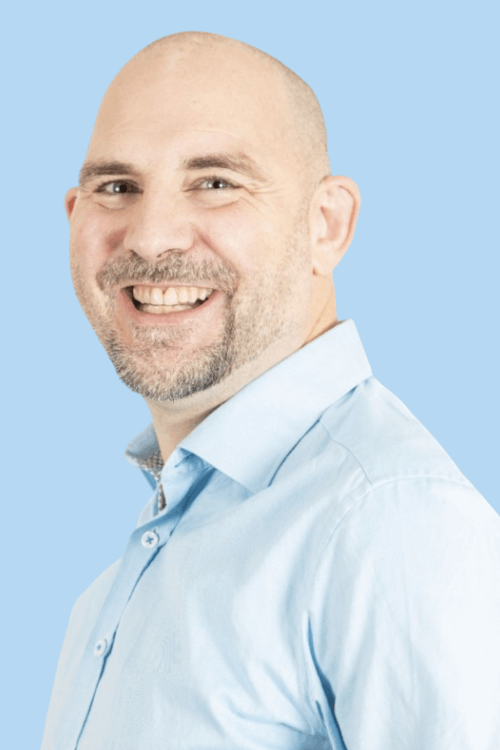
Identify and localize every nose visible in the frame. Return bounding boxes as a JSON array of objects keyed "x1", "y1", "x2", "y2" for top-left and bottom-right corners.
[{"x1": 124, "y1": 192, "x2": 195, "y2": 261}]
